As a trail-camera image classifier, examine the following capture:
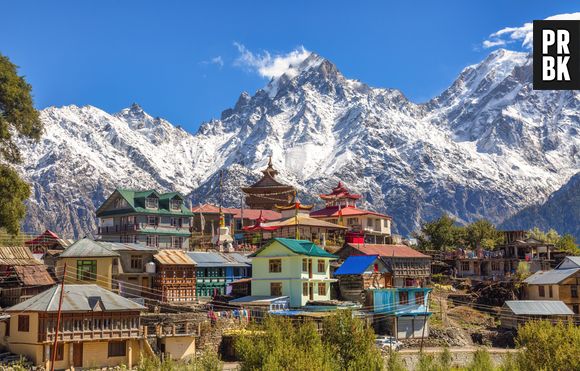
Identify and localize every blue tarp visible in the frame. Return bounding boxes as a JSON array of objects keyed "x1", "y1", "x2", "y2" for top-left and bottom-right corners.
[{"x1": 334, "y1": 255, "x2": 379, "y2": 275}]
